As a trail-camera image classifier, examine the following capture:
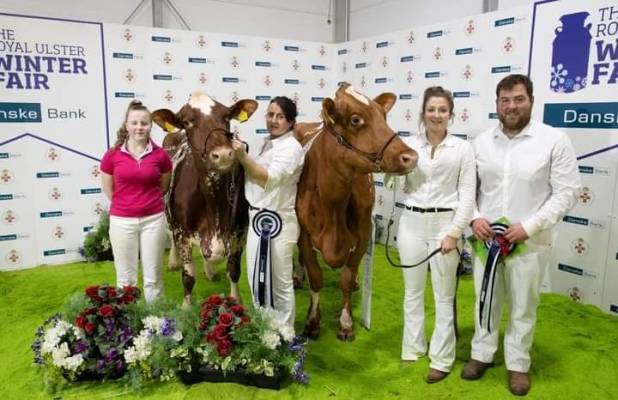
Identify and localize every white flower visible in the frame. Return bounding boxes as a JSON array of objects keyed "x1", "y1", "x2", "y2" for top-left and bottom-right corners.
[
  {"x1": 63, "y1": 354, "x2": 84, "y2": 371},
  {"x1": 51, "y1": 342, "x2": 70, "y2": 366},
  {"x1": 142, "y1": 316, "x2": 164, "y2": 334},
  {"x1": 172, "y1": 330, "x2": 183, "y2": 342},
  {"x1": 261, "y1": 330, "x2": 281, "y2": 350},
  {"x1": 124, "y1": 347, "x2": 138, "y2": 364},
  {"x1": 124, "y1": 332, "x2": 153, "y2": 363}
]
